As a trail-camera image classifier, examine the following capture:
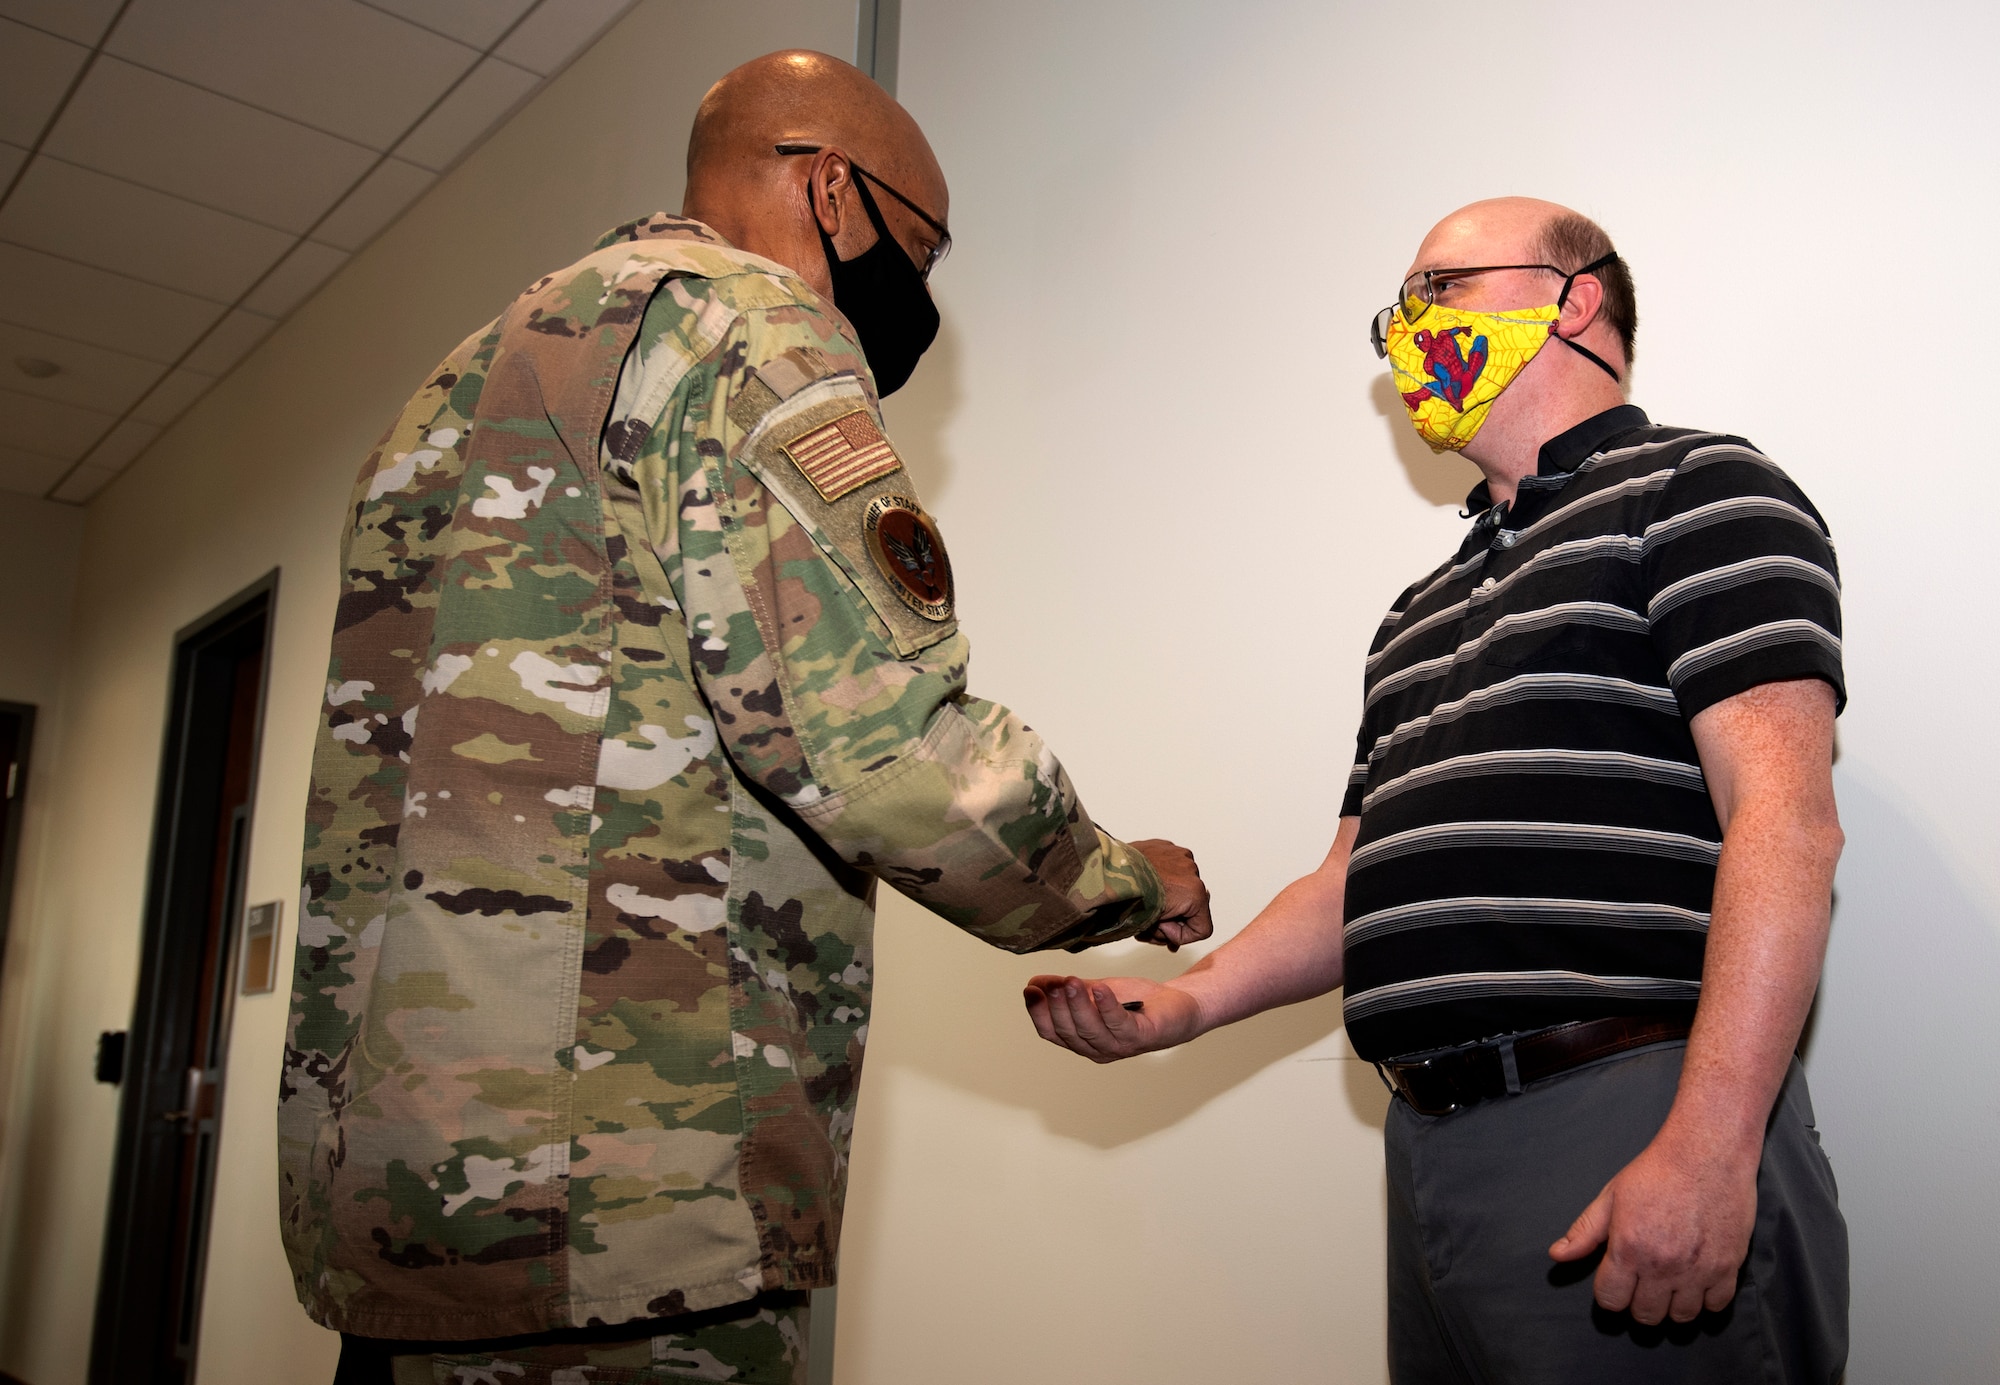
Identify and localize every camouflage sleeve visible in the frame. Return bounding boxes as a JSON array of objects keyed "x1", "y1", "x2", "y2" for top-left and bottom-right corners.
[{"x1": 627, "y1": 300, "x2": 1162, "y2": 952}]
